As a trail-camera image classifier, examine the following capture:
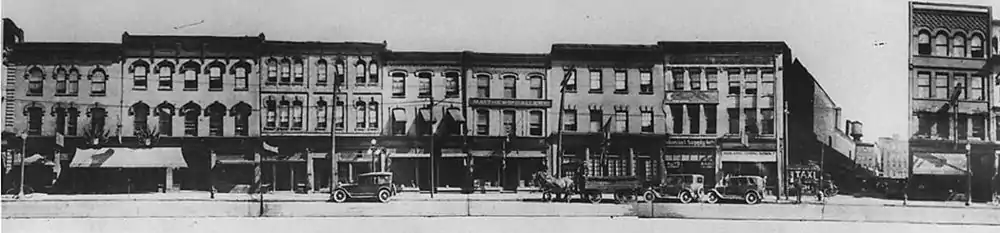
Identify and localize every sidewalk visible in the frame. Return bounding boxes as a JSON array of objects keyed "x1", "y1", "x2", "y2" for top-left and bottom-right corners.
[{"x1": 769, "y1": 194, "x2": 999, "y2": 209}]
